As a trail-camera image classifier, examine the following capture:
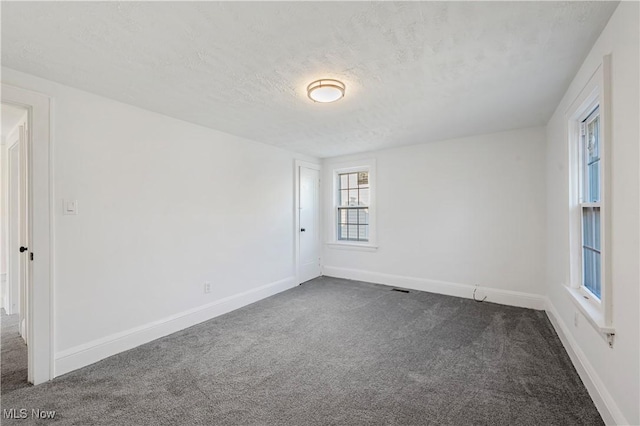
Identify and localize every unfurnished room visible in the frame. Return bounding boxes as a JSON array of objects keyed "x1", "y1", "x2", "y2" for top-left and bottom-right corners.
[{"x1": 0, "y1": 1, "x2": 638, "y2": 425}]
